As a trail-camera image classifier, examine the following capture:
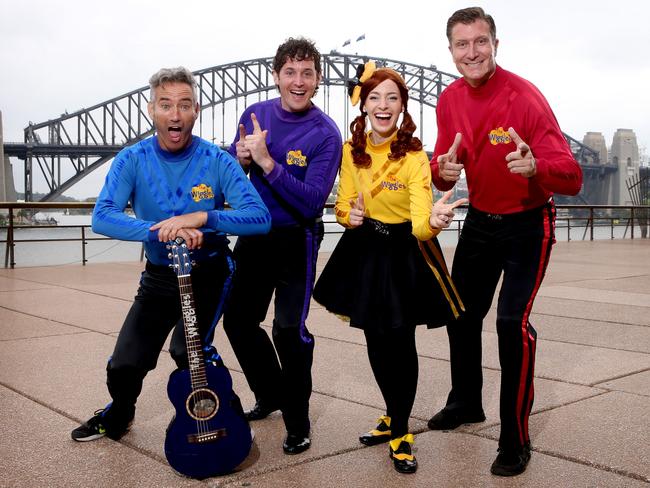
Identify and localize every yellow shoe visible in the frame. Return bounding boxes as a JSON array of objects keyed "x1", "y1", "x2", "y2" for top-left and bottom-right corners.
[
  {"x1": 359, "y1": 415, "x2": 391, "y2": 446},
  {"x1": 389, "y1": 434, "x2": 417, "y2": 474}
]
